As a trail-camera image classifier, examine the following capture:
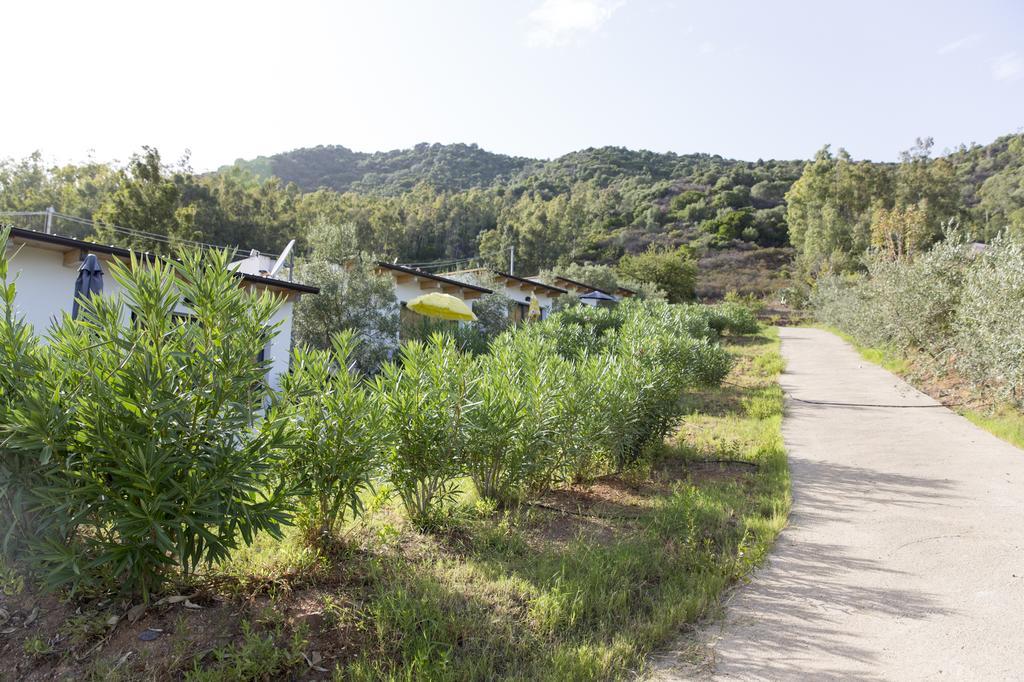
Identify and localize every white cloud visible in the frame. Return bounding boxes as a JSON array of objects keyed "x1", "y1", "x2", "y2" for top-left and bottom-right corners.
[
  {"x1": 525, "y1": 0, "x2": 625, "y2": 48},
  {"x1": 936, "y1": 34, "x2": 979, "y2": 55},
  {"x1": 992, "y1": 52, "x2": 1023, "y2": 82}
]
